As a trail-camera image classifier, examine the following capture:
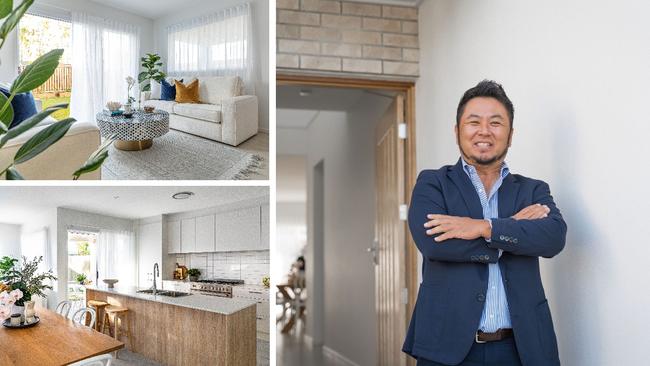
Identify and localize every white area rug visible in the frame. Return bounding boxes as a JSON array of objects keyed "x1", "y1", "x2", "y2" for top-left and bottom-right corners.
[{"x1": 101, "y1": 130, "x2": 265, "y2": 180}]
